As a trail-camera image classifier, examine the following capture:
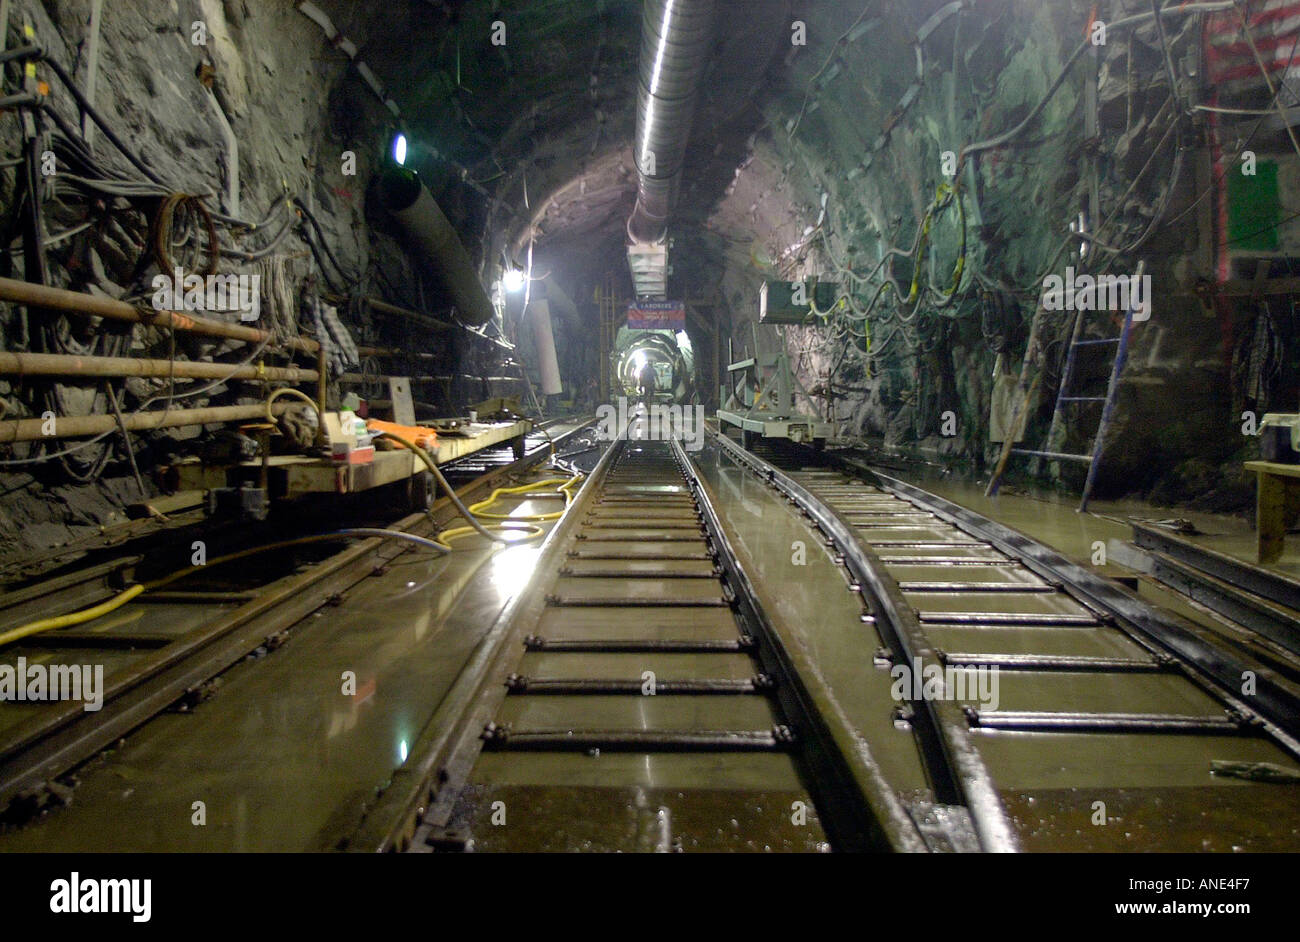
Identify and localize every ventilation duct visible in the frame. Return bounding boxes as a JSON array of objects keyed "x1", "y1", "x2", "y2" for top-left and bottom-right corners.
[
  {"x1": 528, "y1": 298, "x2": 564, "y2": 397},
  {"x1": 626, "y1": 0, "x2": 716, "y2": 245},
  {"x1": 379, "y1": 167, "x2": 495, "y2": 326}
]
